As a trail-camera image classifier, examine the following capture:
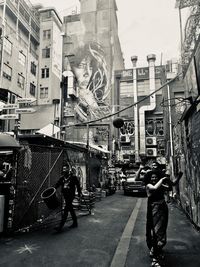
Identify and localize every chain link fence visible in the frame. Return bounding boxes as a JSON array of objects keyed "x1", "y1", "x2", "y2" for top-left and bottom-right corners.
[{"x1": 12, "y1": 142, "x2": 90, "y2": 232}]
